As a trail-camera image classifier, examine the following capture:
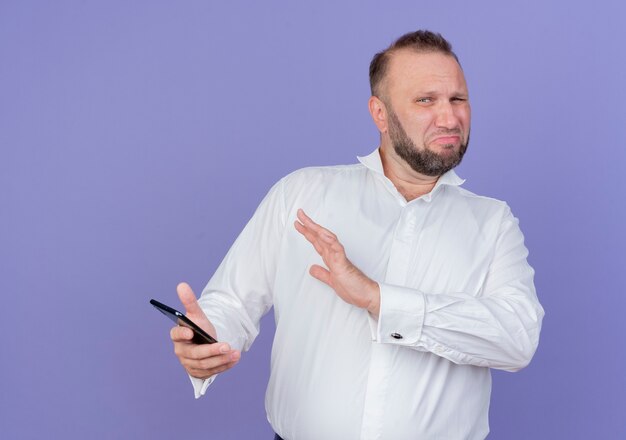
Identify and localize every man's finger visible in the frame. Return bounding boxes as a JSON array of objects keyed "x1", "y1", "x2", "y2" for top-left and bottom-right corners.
[
  {"x1": 294, "y1": 221, "x2": 329, "y2": 258},
  {"x1": 177, "y1": 282, "x2": 204, "y2": 317},
  {"x1": 170, "y1": 325, "x2": 194, "y2": 342},
  {"x1": 188, "y1": 356, "x2": 239, "y2": 379},
  {"x1": 186, "y1": 342, "x2": 234, "y2": 361},
  {"x1": 310, "y1": 264, "x2": 331, "y2": 285},
  {"x1": 294, "y1": 212, "x2": 337, "y2": 249},
  {"x1": 295, "y1": 221, "x2": 325, "y2": 253},
  {"x1": 175, "y1": 339, "x2": 233, "y2": 359},
  {"x1": 294, "y1": 220, "x2": 312, "y2": 240},
  {"x1": 194, "y1": 351, "x2": 241, "y2": 370},
  {"x1": 298, "y1": 209, "x2": 338, "y2": 240},
  {"x1": 297, "y1": 209, "x2": 323, "y2": 234}
]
